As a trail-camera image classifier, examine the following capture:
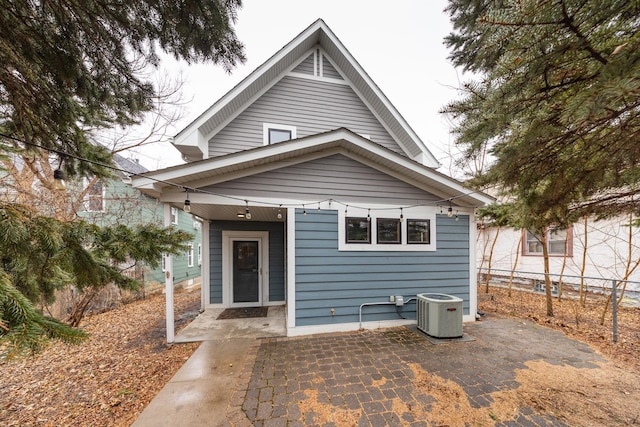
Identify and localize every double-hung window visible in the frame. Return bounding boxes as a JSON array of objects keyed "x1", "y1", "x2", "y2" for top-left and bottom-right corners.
[
  {"x1": 523, "y1": 227, "x2": 571, "y2": 256},
  {"x1": 170, "y1": 207, "x2": 179, "y2": 225}
]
